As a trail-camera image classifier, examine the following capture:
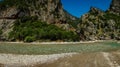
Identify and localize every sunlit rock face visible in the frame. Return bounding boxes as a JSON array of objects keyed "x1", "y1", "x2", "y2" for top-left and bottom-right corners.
[
  {"x1": 77, "y1": 0, "x2": 120, "y2": 40},
  {"x1": 0, "y1": 0, "x2": 77, "y2": 39},
  {"x1": 109, "y1": 0, "x2": 120, "y2": 15},
  {"x1": 0, "y1": 0, "x2": 76, "y2": 24}
]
